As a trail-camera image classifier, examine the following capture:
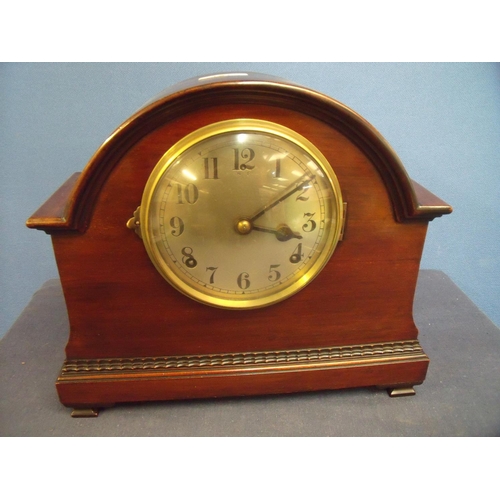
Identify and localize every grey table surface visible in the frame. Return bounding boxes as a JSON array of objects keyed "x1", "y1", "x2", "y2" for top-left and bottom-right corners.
[{"x1": 1, "y1": 270, "x2": 499, "y2": 436}]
